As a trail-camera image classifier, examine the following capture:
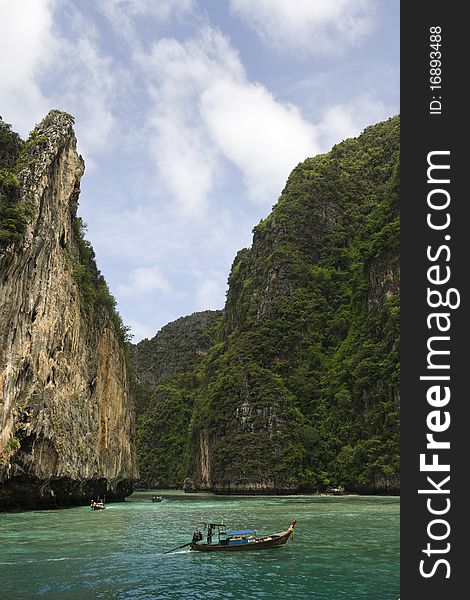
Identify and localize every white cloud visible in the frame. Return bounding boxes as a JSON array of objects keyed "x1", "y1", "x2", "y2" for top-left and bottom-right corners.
[
  {"x1": 118, "y1": 266, "x2": 171, "y2": 297},
  {"x1": 0, "y1": 1, "x2": 397, "y2": 346},
  {"x1": 317, "y1": 94, "x2": 392, "y2": 150},
  {"x1": 125, "y1": 318, "x2": 160, "y2": 342},
  {"x1": 147, "y1": 101, "x2": 217, "y2": 216},
  {"x1": 230, "y1": 0, "x2": 375, "y2": 54},
  {"x1": 0, "y1": 0, "x2": 56, "y2": 134},
  {"x1": 0, "y1": 0, "x2": 57, "y2": 86},
  {"x1": 201, "y1": 79, "x2": 318, "y2": 202},
  {"x1": 136, "y1": 30, "x2": 242, "y2": 215},
  {"x1": 138, "y1": 28, "x2": 318, "y2": 213},
  {"x1": 0, "y1": 0, "x2": 117, "y2": 157},
  {"x1": 54, "y1": 34, "x2": 117, "y2": 158},
  {"x1": 196, "y1": 277, "x2": 226, "y2": 311}
]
